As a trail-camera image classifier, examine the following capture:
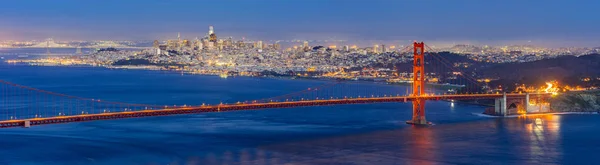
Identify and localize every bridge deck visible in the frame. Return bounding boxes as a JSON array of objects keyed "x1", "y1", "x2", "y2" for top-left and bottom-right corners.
[{"x1": 0, "y1": 93, "x2": 549, "y2": 128}]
